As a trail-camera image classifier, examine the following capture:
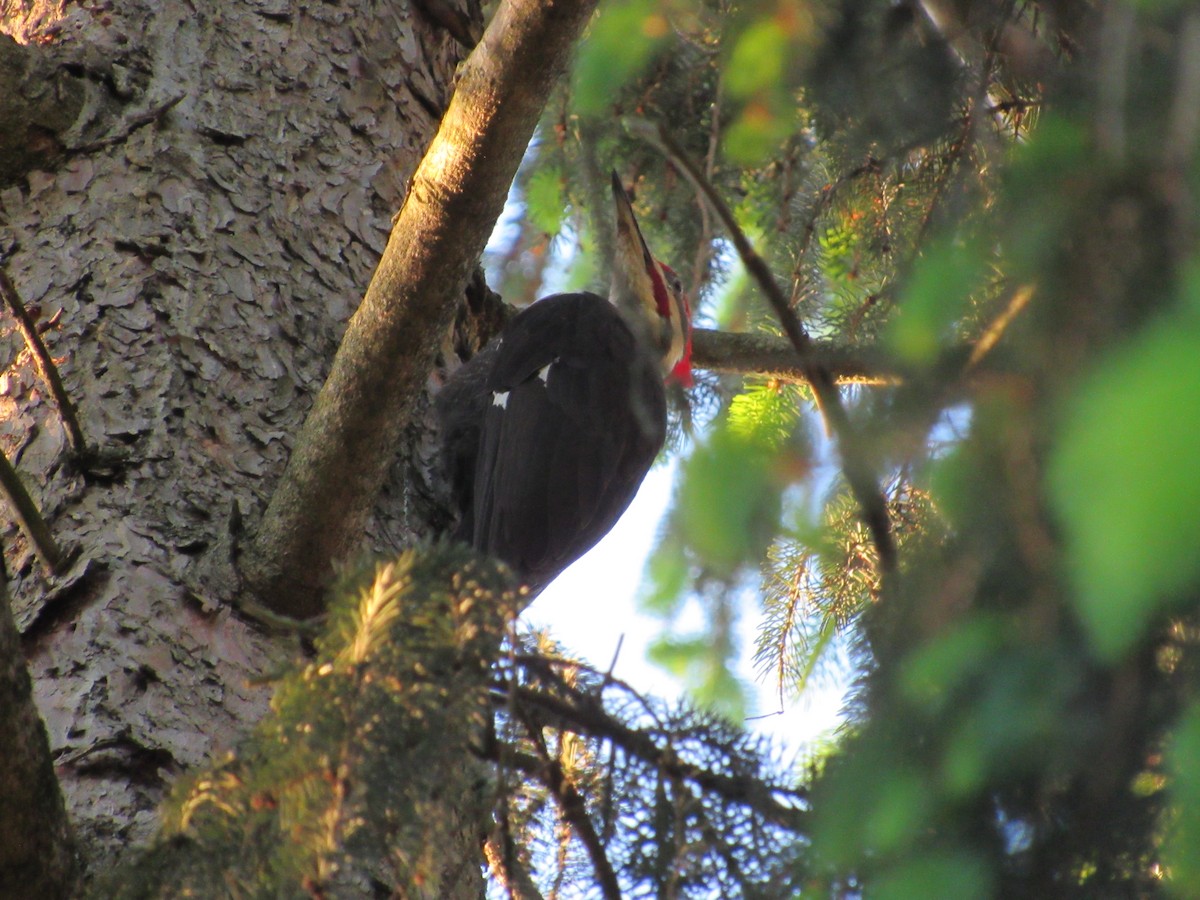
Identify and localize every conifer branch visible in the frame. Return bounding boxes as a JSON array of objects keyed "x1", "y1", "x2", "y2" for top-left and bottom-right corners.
[
  {"x1": 520, "y1": 719, "x2": 622, "y2": 900},
  {"x1": 493, "y1": 681, "x2": 808, "y2": 832},
  {"x1": 692, "y1": 328, "x2": 898, "y2": 384},
  {"x1": 630, "y1": 120, "x2": 899, "y2": 580}
]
